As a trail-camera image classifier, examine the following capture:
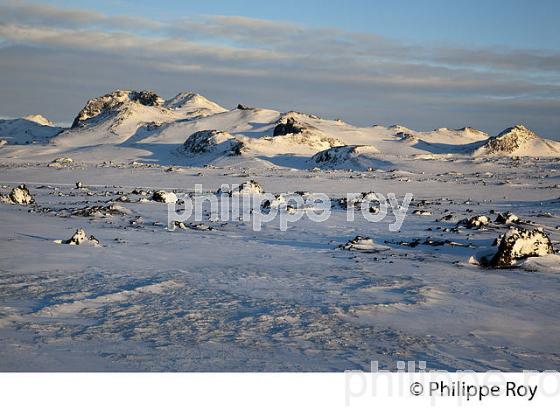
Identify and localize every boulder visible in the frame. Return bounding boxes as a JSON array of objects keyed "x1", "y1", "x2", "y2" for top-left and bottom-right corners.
[
  {"x1": 482, "y1": 228, "x2": 554, "y2": 268},
  {"x1": 339, "y1": 235, "x2": 389, "y2": 252},
  {"x1": 273, "y1": 117, "x2": 304, "y2": 136},
  {"x1": 2, "y1": 184, "x2": 34, "y2": 205},
  {"x1": 231, "y1": 180, "x2": 264, "y2": 195},
  {"x1": 152, "y1": 190, "x2": 178, "y2": 203},
  {"x1": 495, "y1": 212, "x2": 520, "y2": 225},
  {"x1": 462, "y1": 215, "x2": 490, "y2": 229},
  {"x1": 56, "y1": 228, "x2": 100, "y2": 246}
]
